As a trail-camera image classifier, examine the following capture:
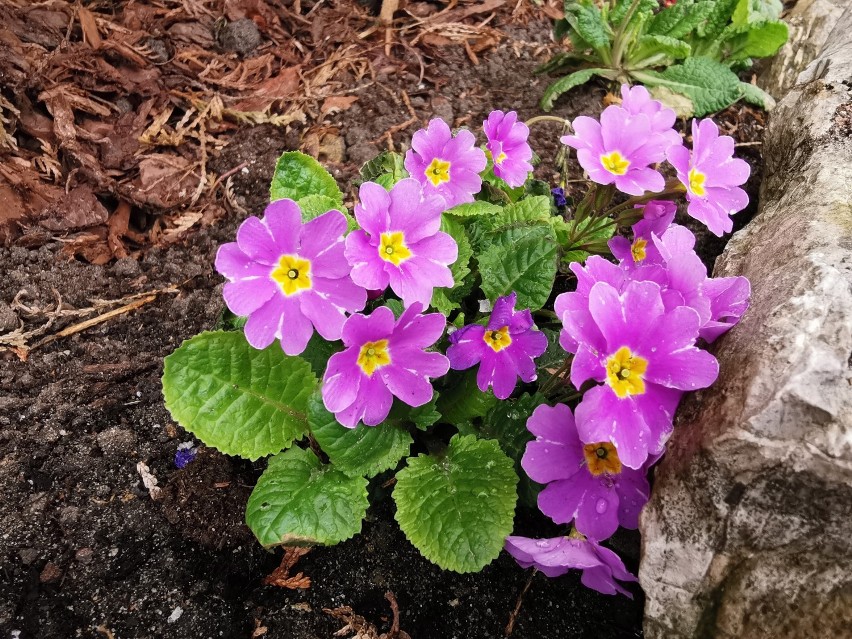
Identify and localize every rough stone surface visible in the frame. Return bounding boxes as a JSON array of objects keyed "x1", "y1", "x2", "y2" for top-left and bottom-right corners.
[
  {"x1": 640, "y1": 9, "x2": 852, "y2": 639},
  {"x1": 757, "y1": 0, "x2": 847, "y2": 99}
]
